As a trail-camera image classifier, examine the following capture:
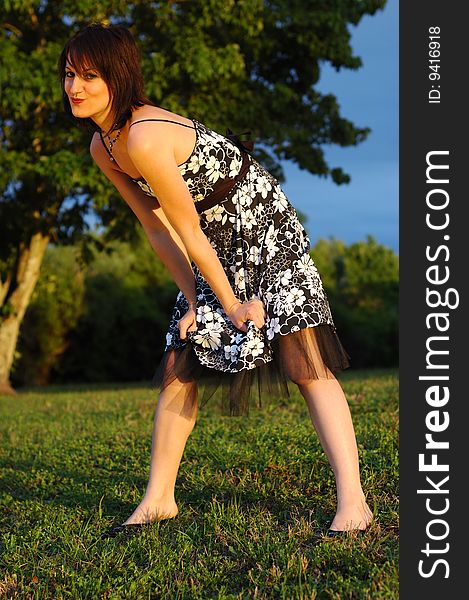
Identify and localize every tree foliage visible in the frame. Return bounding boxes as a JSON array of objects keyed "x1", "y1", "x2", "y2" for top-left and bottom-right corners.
[
  {"x1": 1, "y1": 0, "x2": 387, "y2": 247},
  {"x1": 13, "y1": 229, "x2": 177, "y2": 385},
  {"x1": 15, "y1": 235, "x2": 397, "y2": 385},
  {"x1": 312, "y1": 236, "x2": 399, "y2": 367}
]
